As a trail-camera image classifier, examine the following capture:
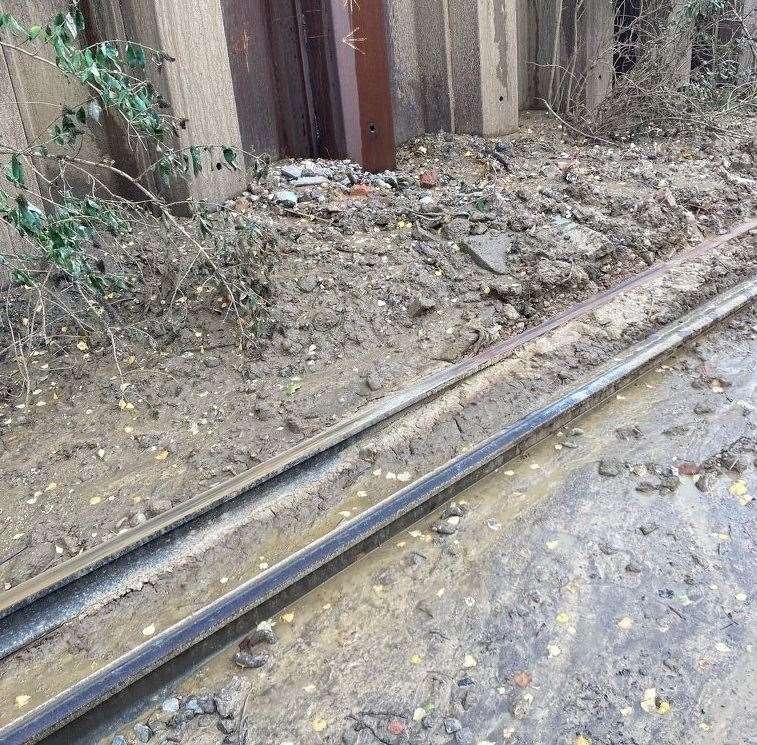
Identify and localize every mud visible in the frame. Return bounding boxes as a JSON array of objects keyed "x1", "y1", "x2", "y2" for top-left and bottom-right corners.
[
  {"x1": 99, "y1": 305, "x2": 756, "y2": 745},
  {"x1": 0, "y1": 269, "x2": 754, "y2": 741},
  {"x1": 1, "y1": 114, "x2": 756, "y2": 588}
]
